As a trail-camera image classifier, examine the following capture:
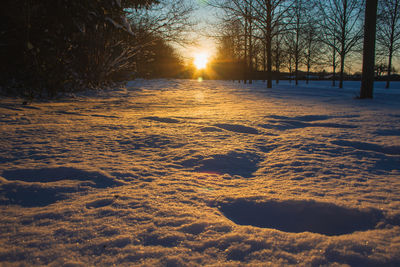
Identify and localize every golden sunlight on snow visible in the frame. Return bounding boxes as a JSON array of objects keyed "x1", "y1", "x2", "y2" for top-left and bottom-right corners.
[{"x1": 1, "y1": 80, "x2": 400, "y2": 266}]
